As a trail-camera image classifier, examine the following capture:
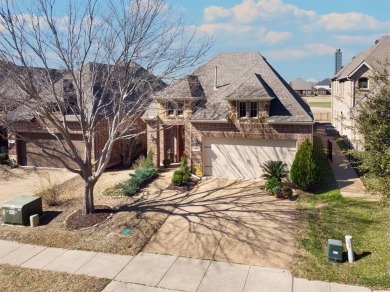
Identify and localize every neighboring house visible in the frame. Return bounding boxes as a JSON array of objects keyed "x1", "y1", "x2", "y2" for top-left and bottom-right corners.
[
  {"x1": 289, "y1": 78, "x2": 313, "y2": 96},
  {"x1": 143, "y1": 52, "x2": 314, "y2": 180},
  {"x1": 314, "y1": 78, "x2": 331, "y2": 95},
  {"x1": 5, "y1": 63, "x2": 164, "y2": 168},
  {"x1": 331, "y1": 35, "x2": 390, "y2": 150}
]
